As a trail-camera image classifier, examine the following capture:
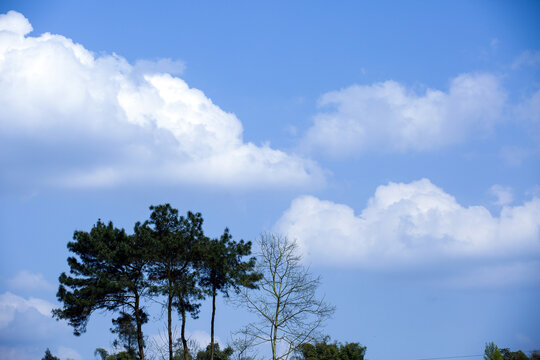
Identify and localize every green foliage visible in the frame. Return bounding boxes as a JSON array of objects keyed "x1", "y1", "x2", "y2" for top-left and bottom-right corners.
[
  {"x1": 147, "y1": 204, "x2": 204, "y2": 316},
  {"x1": 199, "y1": 229, "x2": 261, "y2": 360},
  {"x1": 53, "y1": 220, "x2": 152, "y2": 359},
  {"x1": 483, "y1": 343, "x2": 540, "y2": 360},
  {"x1": 95, "y1": 348, "x2": 138, "y2": 360},
  {"x1": 42, "y1": 348, "x2": 60, "y2": 360},
  {"x1": 95, "y1": 348, "x2": 109, "y2": 360},
  {"x1": 111, "y1": 311, "x2": 148, "y2": 357},
  {"x1": 199, "y1": 228, "x2": 261, "y2": 298},
  {"x1": 145, "y1": 204, "x2": 205, "y2": 360},
  {"x1": 55, "y1": 204, "x2": 259, "y2": 360},
  {"x1": 112, "y1": 353, "x2": 139, "y2": 360},
  {"x1": 339, "y1": 342, "x2": 367, "y2": 360},
  {"x1": 172, "y1": 337, "x2": 200, "y2": 360},
  {"x1": 484, "y1": 343, "x2": 507, "y2": 360},
  {"x1": 500, "y1": 348, "x2": 529, "y2": 360},
  {"x1": 295, "y1": 338, "x2": 366, "y2": 360},
  {"x1": 196, "y1": 344, "x2": 234, "y2": 360}
]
